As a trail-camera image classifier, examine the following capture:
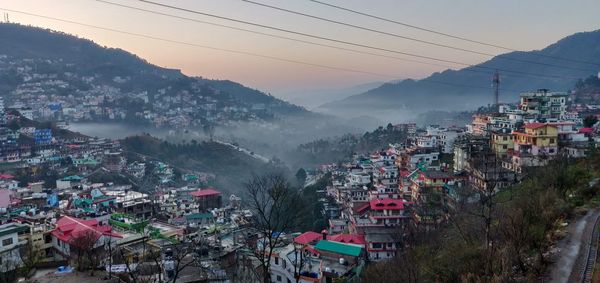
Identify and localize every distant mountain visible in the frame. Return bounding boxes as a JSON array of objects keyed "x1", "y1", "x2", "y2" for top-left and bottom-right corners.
[
  {"x1": 573, "y1": 75, "x2": 600, "y2": 105},
  {"x1": 320, "y1": 29, "x2": 600, "y2": 121},
  {"x1": 0, "y1": 23, "x2": 307, "y2": 122},
  {"x1": 282, "y1": 81, "x2": 386, "y2": 109}
]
